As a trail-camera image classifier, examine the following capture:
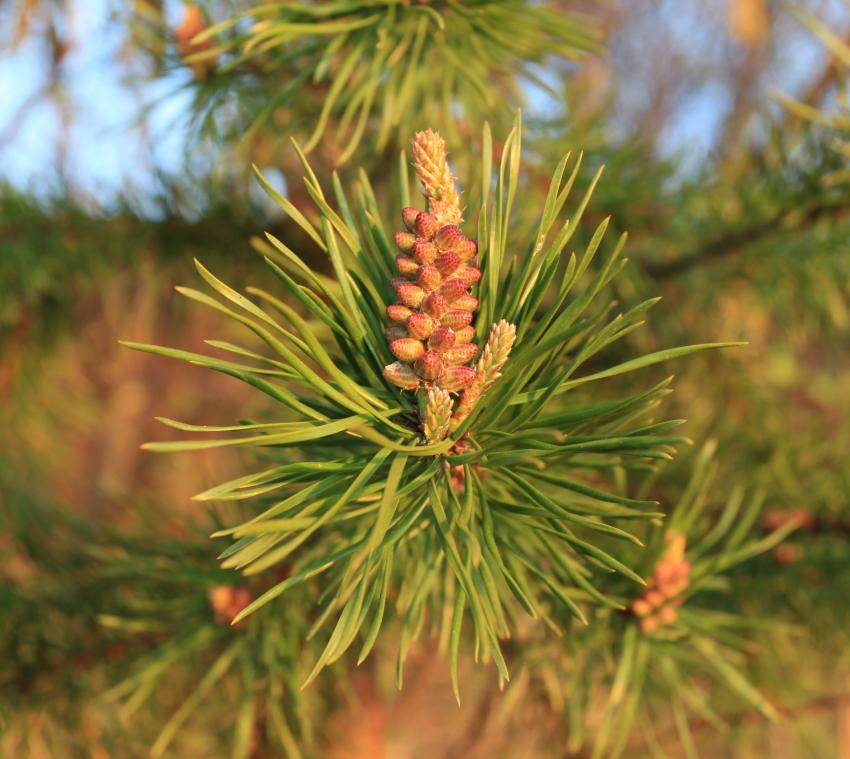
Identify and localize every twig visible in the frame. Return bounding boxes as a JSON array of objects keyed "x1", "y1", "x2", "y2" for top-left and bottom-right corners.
[{"x1": 639, "y1": 200, "x2": 850, "y2": 278}]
